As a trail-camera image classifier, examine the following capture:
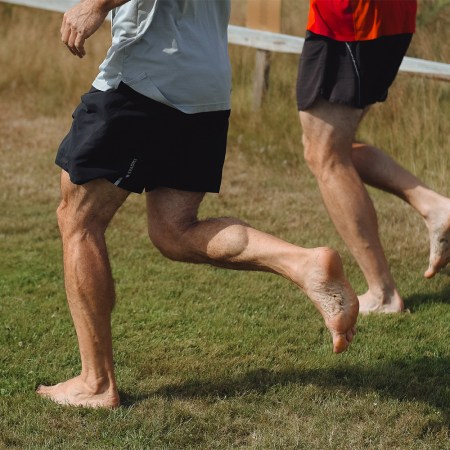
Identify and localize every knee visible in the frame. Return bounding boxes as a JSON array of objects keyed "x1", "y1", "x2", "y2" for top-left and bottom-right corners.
[
  {"x1": 56, "y1": 199, "x2": 107, "y2": 240},
  {"x1": 149, "y1": 217, "x2": 250, "y2": 263},
  {"x1": 56, "y1": 199, "x2": 69, "y2": 235},
  {"x1": 302, "y1": 132, "x2": 328, "y2": 176},
  {"x1": 302, "y1": 132, "x2": 350, "y2": 179},
  {"x1": 148, "y1": 219, "x2": 190, "y2": 262},
  {"x1": 302, "y1": 132, "x2": 315, "y2": 169}
]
